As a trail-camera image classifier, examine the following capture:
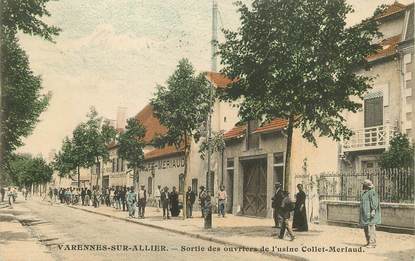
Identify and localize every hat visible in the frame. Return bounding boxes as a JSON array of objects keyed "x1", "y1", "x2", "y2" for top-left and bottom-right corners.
[
  {"x1": 199, "y1": 186, "x2": 205, "y2": 190},
  {"x1": 362, "y1": 179, "x2": 374, "y2": 188}
]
